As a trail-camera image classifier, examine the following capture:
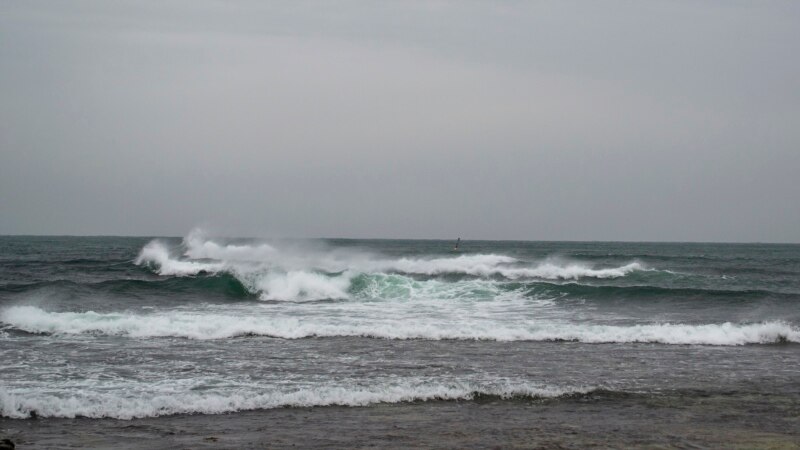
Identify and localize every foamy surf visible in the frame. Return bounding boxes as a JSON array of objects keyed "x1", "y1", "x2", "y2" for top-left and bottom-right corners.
[
  {"x1": 3, "y1": 306, "x2": 797, "y2": 345},
  {"x1": 0, "y1": 380, "x2": 582, "y2": 419}
]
